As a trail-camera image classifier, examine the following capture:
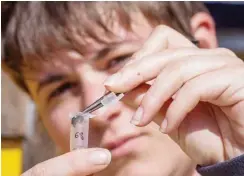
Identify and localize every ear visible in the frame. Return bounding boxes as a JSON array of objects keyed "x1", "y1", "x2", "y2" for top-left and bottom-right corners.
[{"x1": 190, "y1": 12, "x2": 218, "y2": 48}]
